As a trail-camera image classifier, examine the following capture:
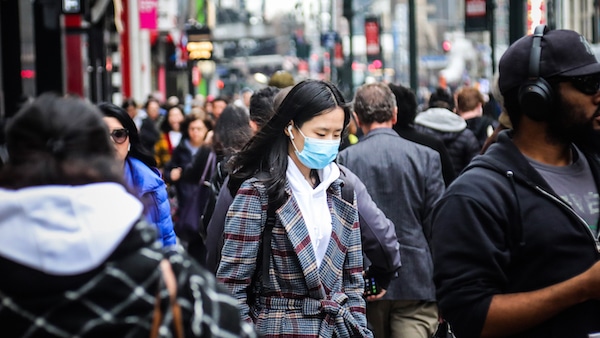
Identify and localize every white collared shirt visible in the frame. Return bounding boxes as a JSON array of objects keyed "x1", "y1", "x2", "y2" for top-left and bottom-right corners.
[{"x1": 286, "y1": 157, "x2": 340, "y2": 267}]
